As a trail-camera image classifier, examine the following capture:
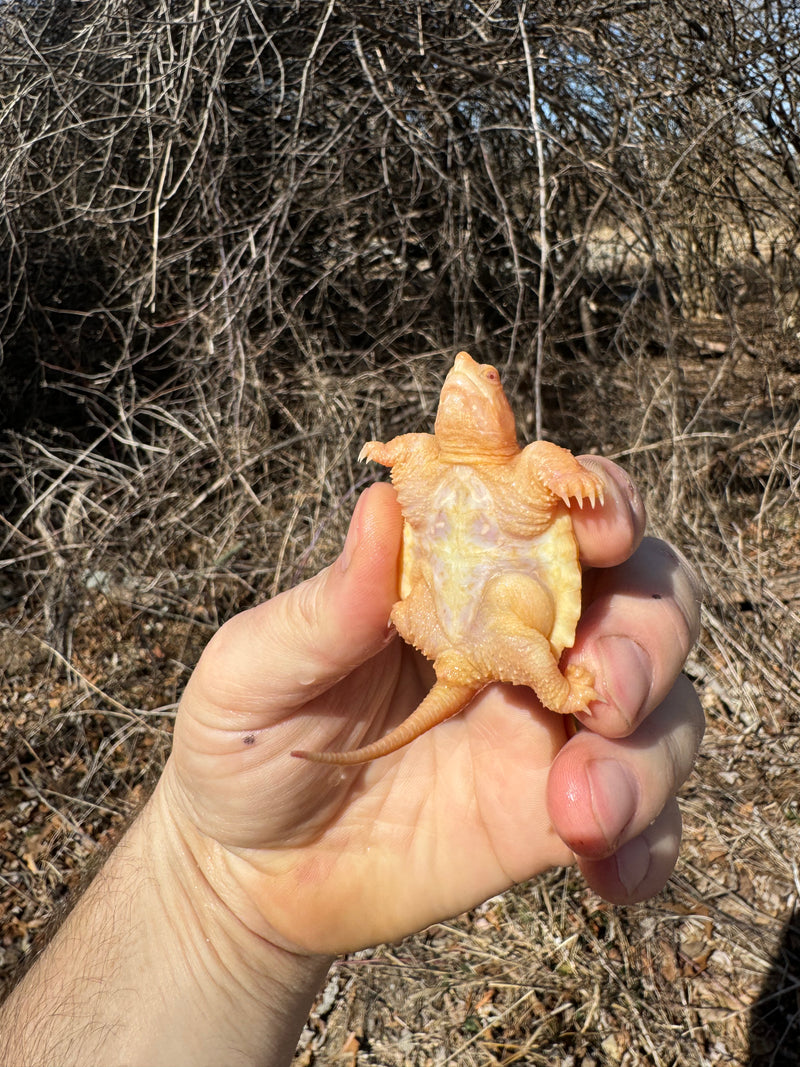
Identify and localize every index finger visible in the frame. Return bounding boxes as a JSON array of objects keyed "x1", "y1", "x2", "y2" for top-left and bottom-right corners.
[{"x1": 572, "y1": 456, "x2": 647, "y2": 569}]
